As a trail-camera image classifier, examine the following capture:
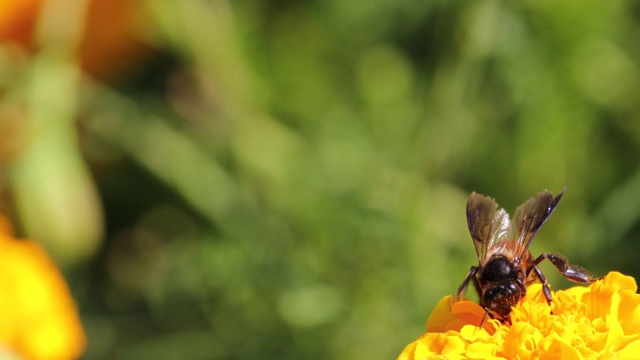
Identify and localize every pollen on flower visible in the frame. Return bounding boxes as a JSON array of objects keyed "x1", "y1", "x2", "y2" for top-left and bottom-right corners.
[{"x1": 398, "y1": 272, "x2": 640, "y2": 359}]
